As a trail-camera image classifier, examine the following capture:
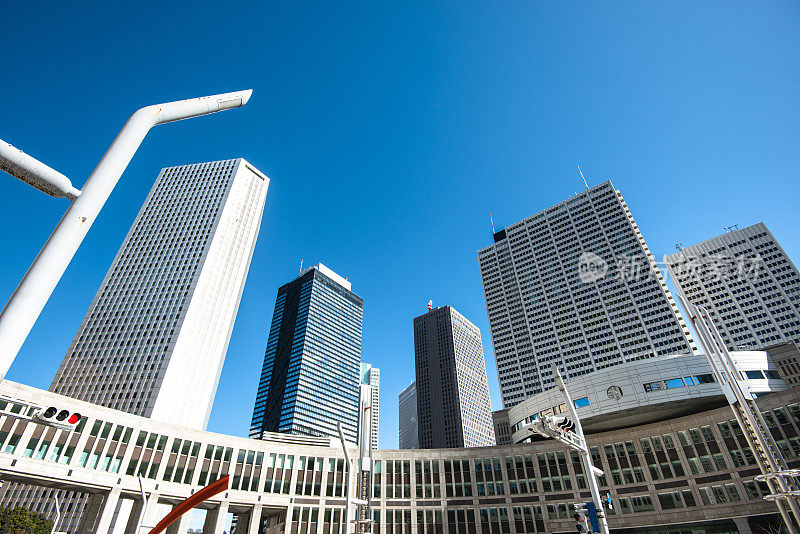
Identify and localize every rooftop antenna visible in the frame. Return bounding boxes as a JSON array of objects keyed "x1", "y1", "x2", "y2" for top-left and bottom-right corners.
[
  {"x1": 428, "y1": 299, "x2": 433, "y2": 311},
  {"x1": 489, "y1": 212, "x2": 496, "y2": 234},
  {"x1": 723, "y1": 225, "x2": 739, "y2": 233},
  {"x1": 577, "y1": 164, "x2": 589, "y2": 190},
  {"x1": 676, "y1": 243, "x2": 683, "y2": 251},
  {"x1": 299, "y1": 259, "x2": 303, "y2": 274}
]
